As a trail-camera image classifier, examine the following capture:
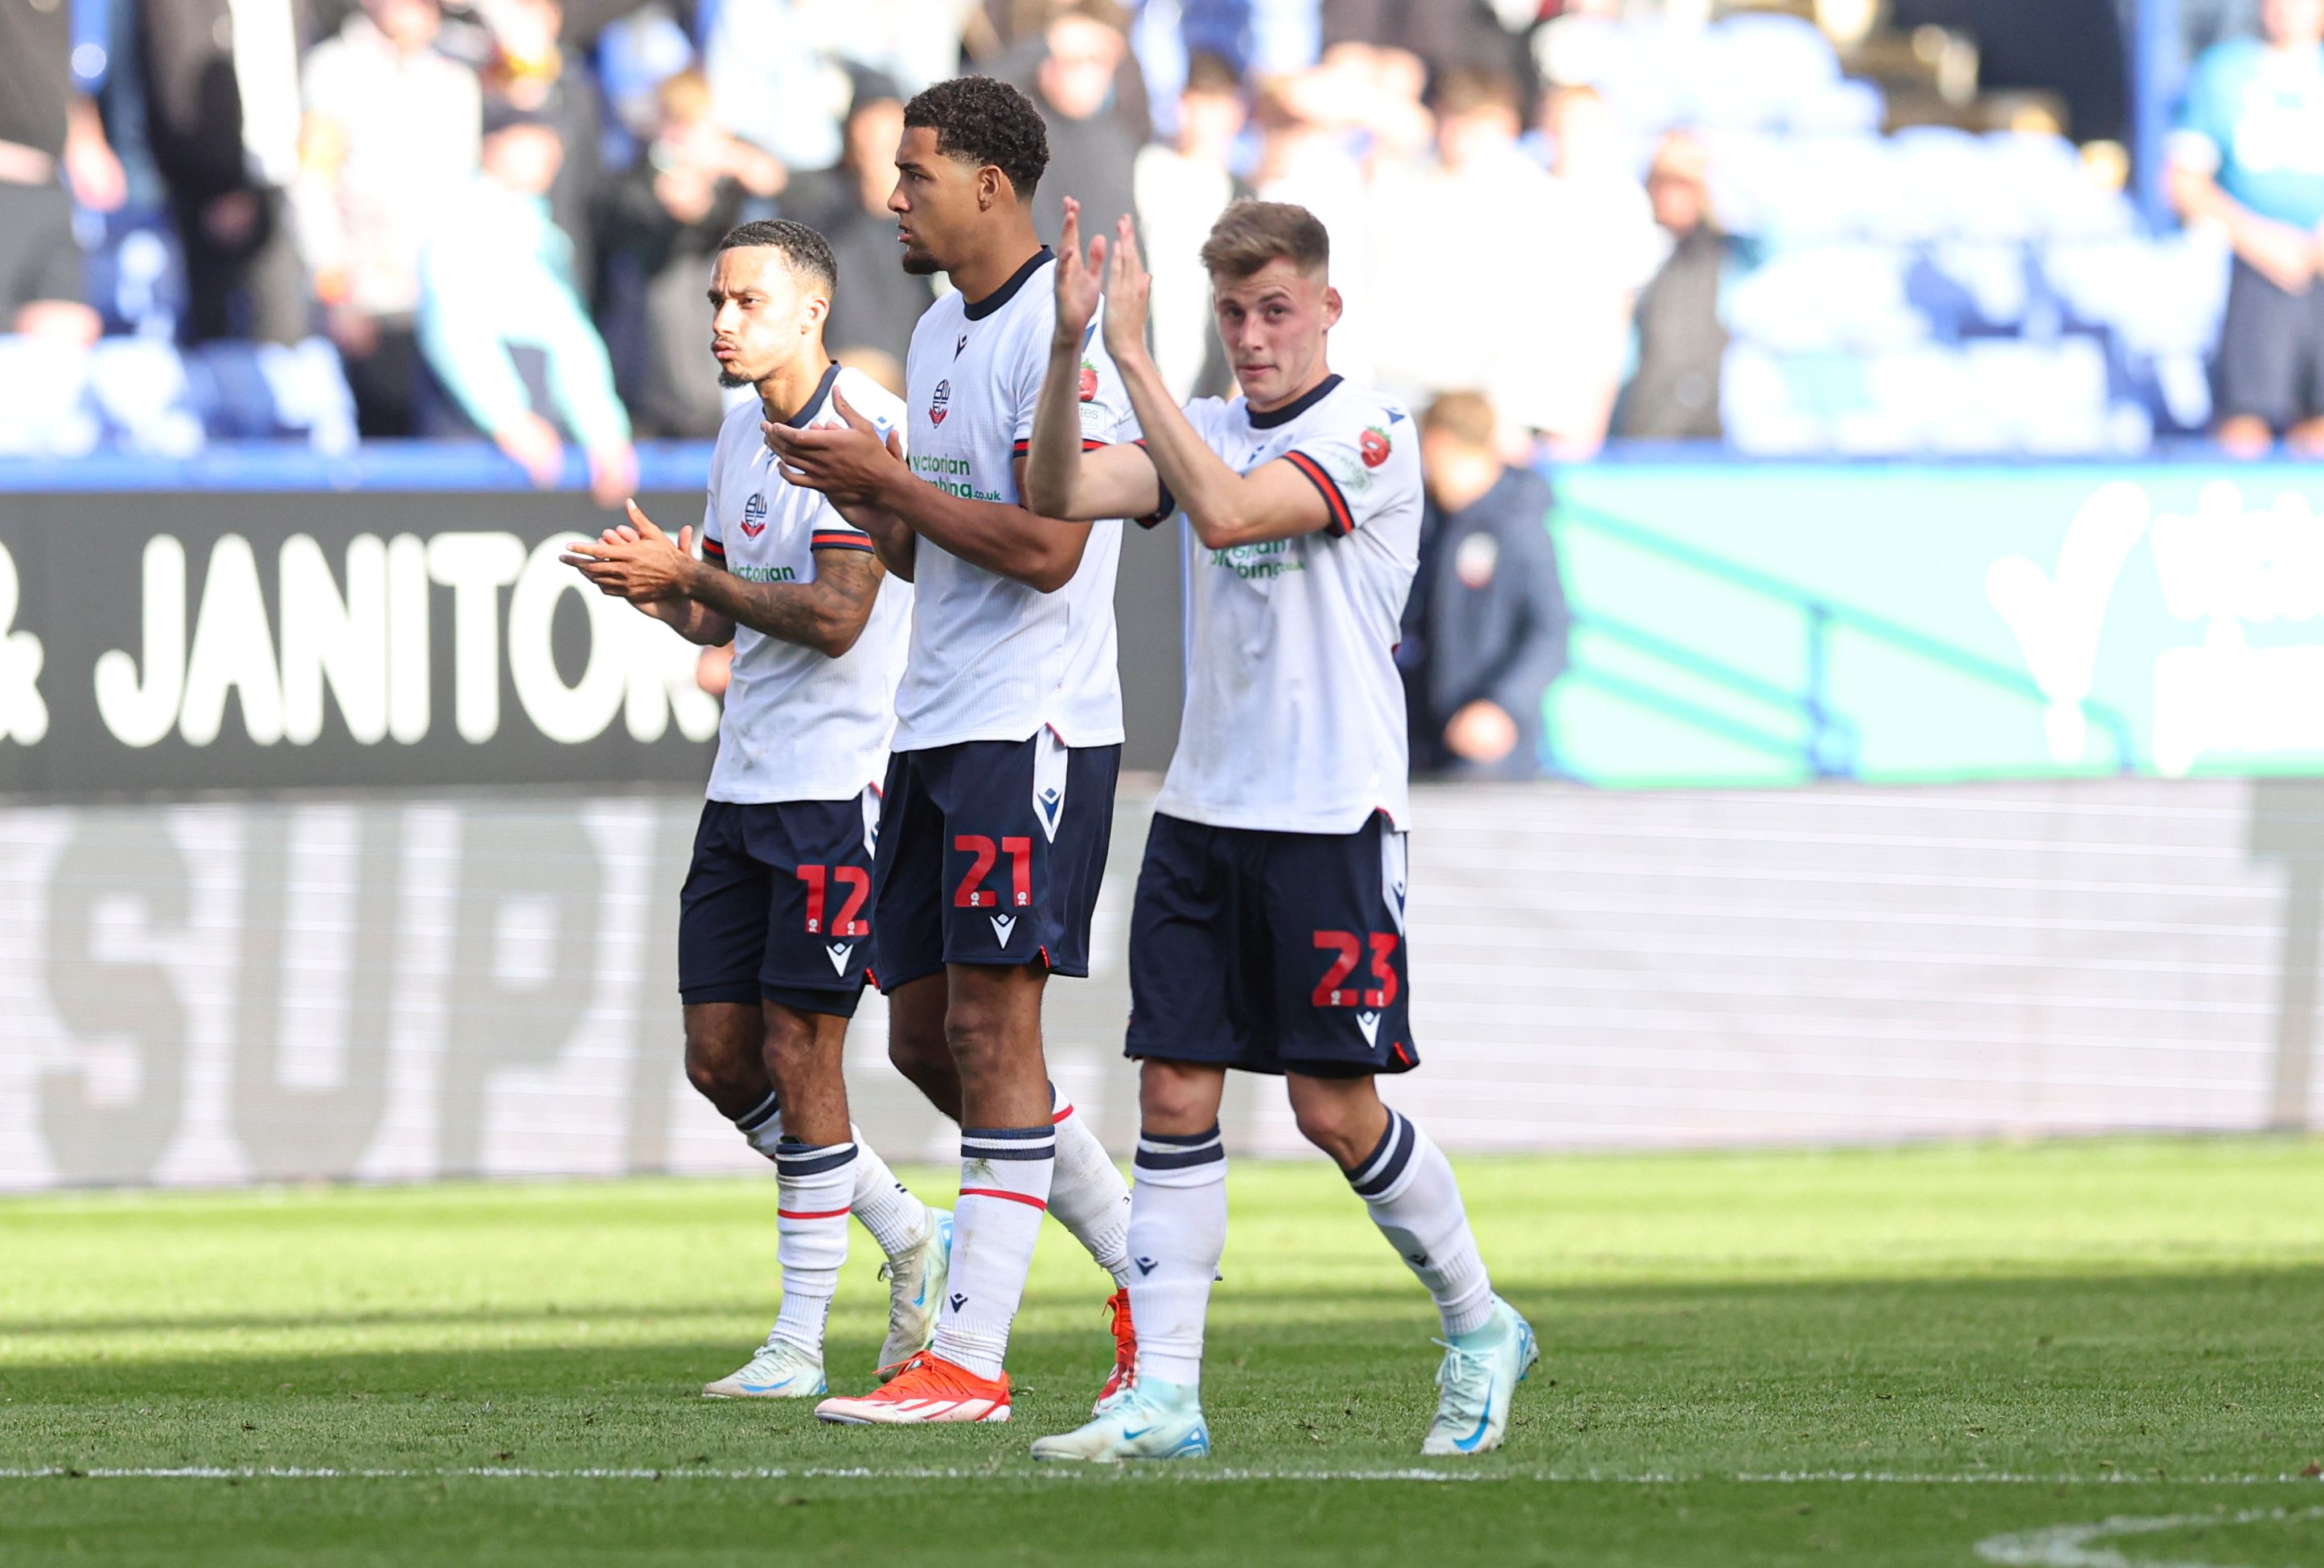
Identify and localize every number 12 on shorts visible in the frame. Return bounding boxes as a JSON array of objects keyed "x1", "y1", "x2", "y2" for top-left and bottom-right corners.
[
  {"x1": 797, "y1": 864, "x2": 870, "y2": 937},
  {"x1": 1313, "y1": 931, "x2": 1401, "y2": 1008},
  {"x1": 954, "y1": 835, "x2": 1034, "y2": 909}
]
